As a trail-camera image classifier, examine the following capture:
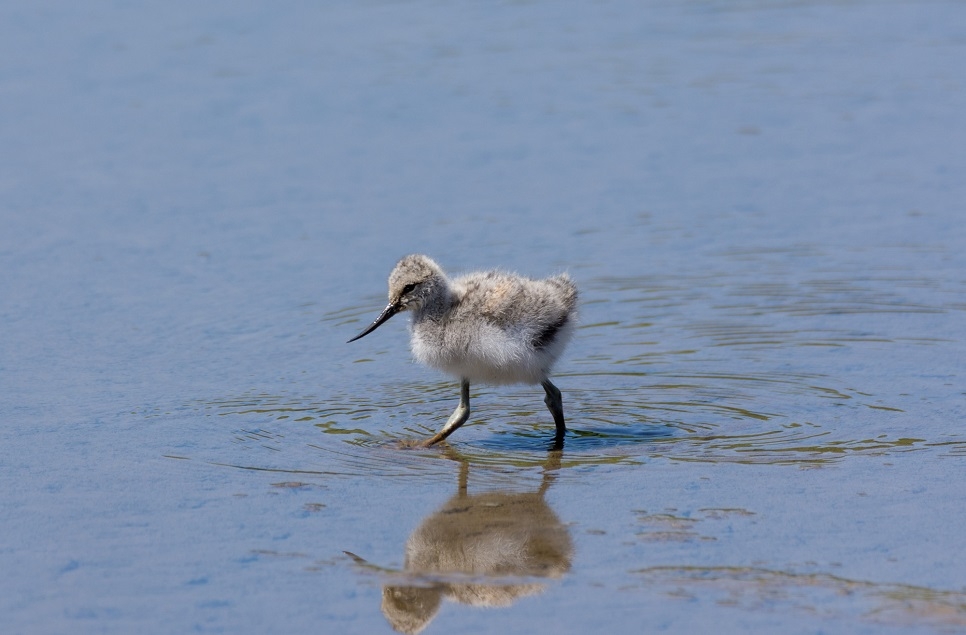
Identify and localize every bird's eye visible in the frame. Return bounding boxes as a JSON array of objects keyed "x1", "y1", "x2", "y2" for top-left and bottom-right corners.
[{"x1": 402, "y1": 283, "x2": 417, "y2": 295}]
